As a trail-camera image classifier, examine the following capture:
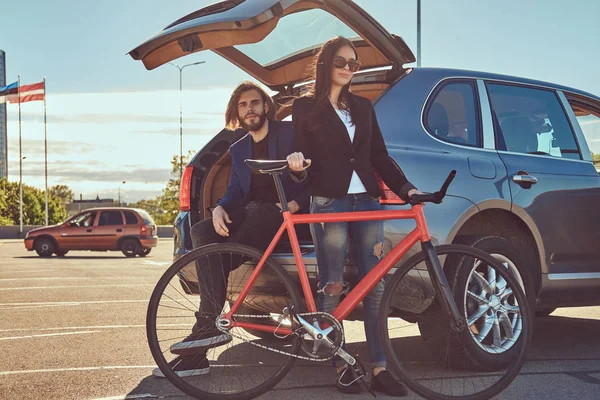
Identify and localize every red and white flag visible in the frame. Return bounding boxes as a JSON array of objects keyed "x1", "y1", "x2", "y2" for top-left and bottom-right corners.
[{"x1": 12, "y1": 81, "x2": 45, "y2": 103}]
